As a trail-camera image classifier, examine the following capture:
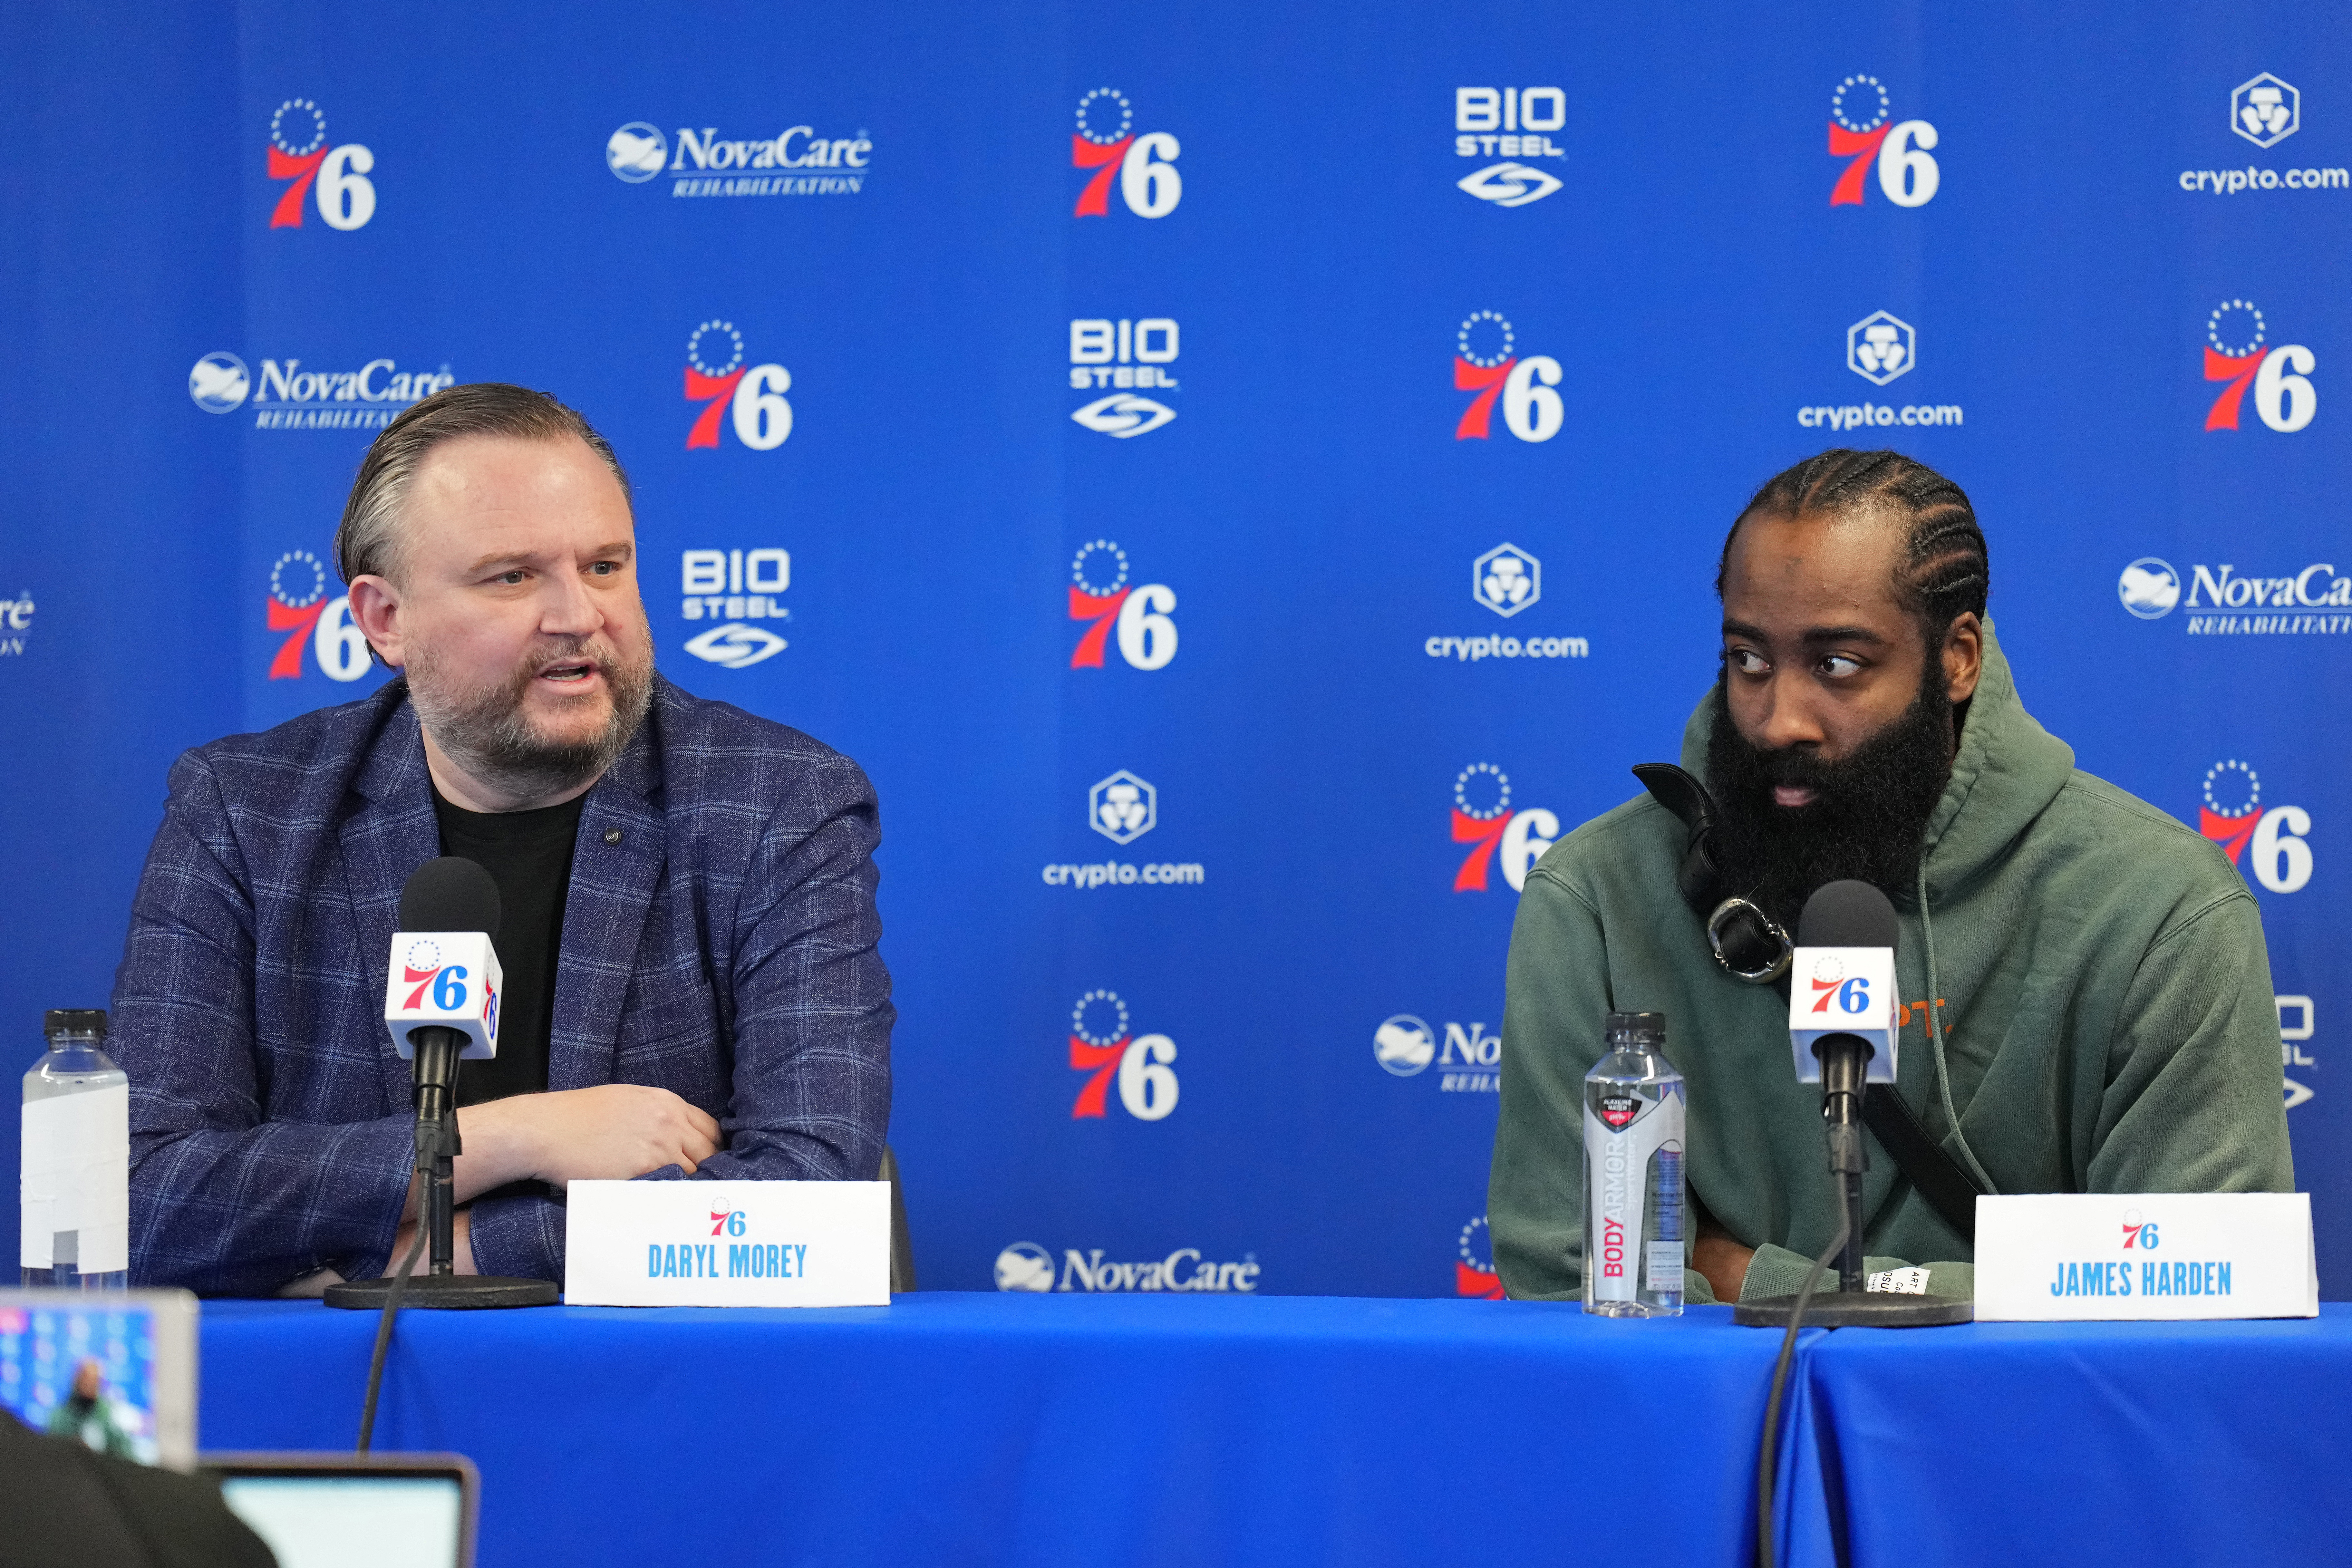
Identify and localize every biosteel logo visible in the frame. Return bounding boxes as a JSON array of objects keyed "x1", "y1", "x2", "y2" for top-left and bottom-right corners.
[
  {"x1": 1453, "y1": 86, "x2": 1566, "y2": 208},
  {"x1": 1067, "y1": 540, "x2": 1178, "y2": 670},
  {"x1": 1069, "y1": 316, "x2": 1179, "y2": 437},
  {"x1": 1066, "y1": 990, "x2": 1178, "y2": 1121},
  {"x1": 1457, "y1": 1216, "x2": 1506, "y2": 1299},
  {"x1": 264, "y1": 550, "x2": 370, "y2": 683},
  {"x1": 2199, "y1": 760, "x2": 2313, "y2": 894},
  {"x1": 1070, "y1": 89, "x2": 1181, "y2": 218},
  {"x1": 266, "y1": 98, "x2": 376, "y2": 230},
  {"x1": 679, "y1": 547, "x2": 791, "y2": 669},
  {"x1": 2202, "y1": 299, "x2": 2317, "y2": 433},
  {"x1": 1450, "y1": 763, "x2": 1558, "y2": 893},
  {"x1": 1826, "y1": 75, "x2": 1940, "y2": 207},
  {"x1": 682, "y1": 321, "x2": 793, "y2": 450},
  {"x1": 1453, "y1": 311, "x2": 1562, "y2": 443}
]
